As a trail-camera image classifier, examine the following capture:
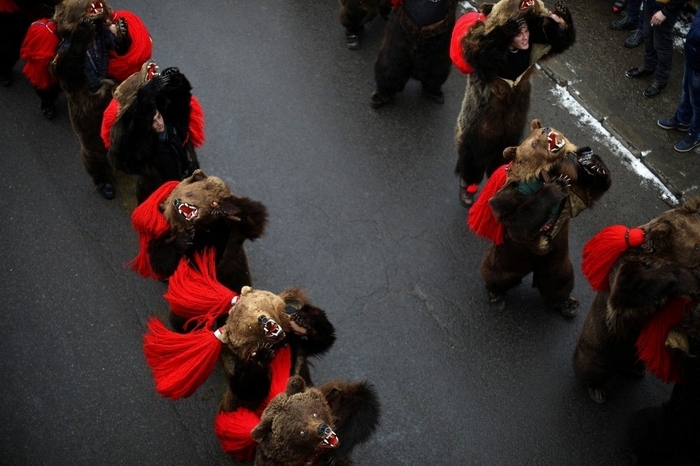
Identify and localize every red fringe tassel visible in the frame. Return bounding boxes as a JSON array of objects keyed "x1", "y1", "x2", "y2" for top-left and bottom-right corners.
[
  {"x1": 20, "y1": 19, "x2": 59, "y2": 89},
  {"x1": 108, "y1": 11, "x2": 153, "y2": 81},
  {"x1": 467, "y1": 164, "x2": 508, "y2": 245},
  {"x1": 450, "y1": 12, "x2": 486, "y2": 74},
  {"x1": 188, "y1": 96, "x2": 206, "y2": 148},
  {"x1": 581, "y1": 225, "x2": 645, "y2": 292},
  {"x1": 636, "y1": 297, "x2": 691, "y2": 384},
  {"x1": 101, "y1": 98, "x2": 119, "y2": 149},
  {"x1": 214, "y1": 346, "x2": 292, "y2": 460},
  {"x1": 164, "y1": 248, "x2": 237, "y2": 330},
  {"x1": 143, "y1": 317, "x2": 223, "y2": 399},
  {"x1": 128, "y1": 181, "x2": 179, "y2": 279}
]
